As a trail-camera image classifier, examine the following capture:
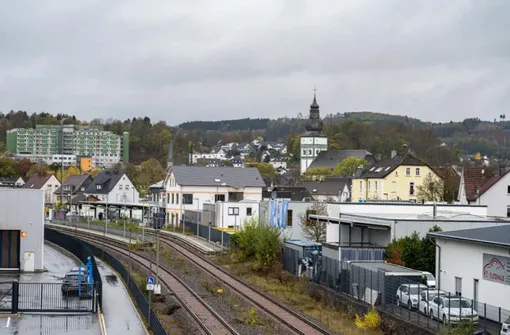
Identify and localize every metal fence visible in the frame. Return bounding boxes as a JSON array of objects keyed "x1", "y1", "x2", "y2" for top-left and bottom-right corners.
[
  {"x1": 183, "y1": 220, "x2": 231, "y2": 247},
  {"x1": 284, "y1": 250, "x2": 510, "y2": 333},
  {"x1": 79, "y1": 236, "x2": 168, "y2": 335},
  {"x1": 18, "y1": 282, "x2": 97, "y2": 313}
]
